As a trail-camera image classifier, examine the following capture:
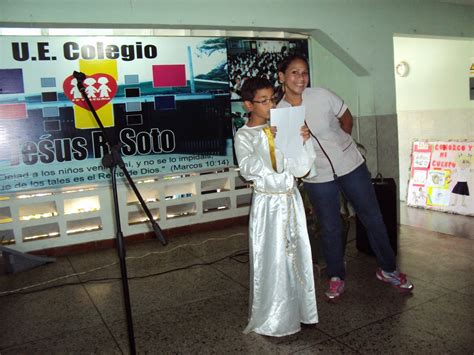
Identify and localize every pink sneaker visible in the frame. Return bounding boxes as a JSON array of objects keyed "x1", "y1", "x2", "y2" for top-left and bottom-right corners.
[
  {"x1": 376, "y1": 268, "x2": 414, "y2": 292},
  {"x1": 325, "y1": 277, "x2": 345, "y2": 300}
]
